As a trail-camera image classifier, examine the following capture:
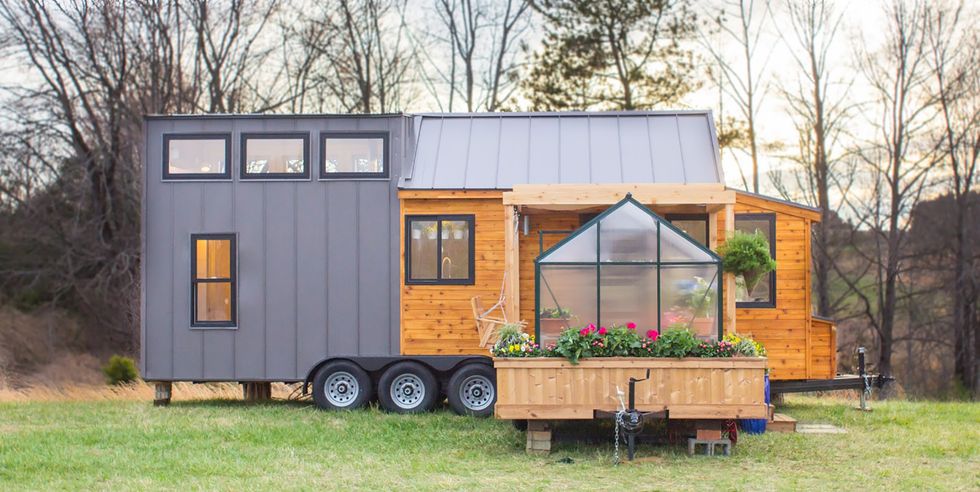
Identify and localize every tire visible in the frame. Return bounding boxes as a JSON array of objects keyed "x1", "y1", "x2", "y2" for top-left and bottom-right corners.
[
  {"x1": 377, "y1": 362, "x2": 439, "y2": 414},
  {"x1": 312, "y1": 361, "x2": 372, "y2": 411},
  {"x1": 447, "y1": 364, "x2": 496, "y2": 417}
]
